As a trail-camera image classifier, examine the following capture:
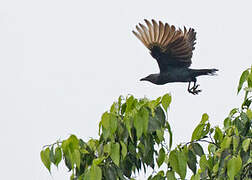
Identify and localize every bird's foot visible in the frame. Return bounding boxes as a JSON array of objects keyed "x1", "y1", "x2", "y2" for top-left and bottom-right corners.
[{"x1": 188, "y1": 84, "x2": 202, "y2": 95}]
